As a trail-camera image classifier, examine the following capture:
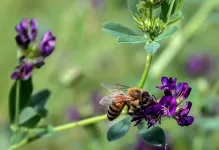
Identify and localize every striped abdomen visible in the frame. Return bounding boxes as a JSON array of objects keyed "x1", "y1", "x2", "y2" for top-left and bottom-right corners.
[{"x1": 107, "y1": 102, "x2": 126, "y2": 121}]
